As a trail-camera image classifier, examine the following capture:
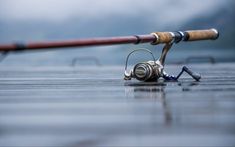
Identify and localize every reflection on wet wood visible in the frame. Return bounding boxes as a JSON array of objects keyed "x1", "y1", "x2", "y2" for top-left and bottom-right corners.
[{"x1": 0, "y1": 64, "x2": 235, "y2": 146}]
